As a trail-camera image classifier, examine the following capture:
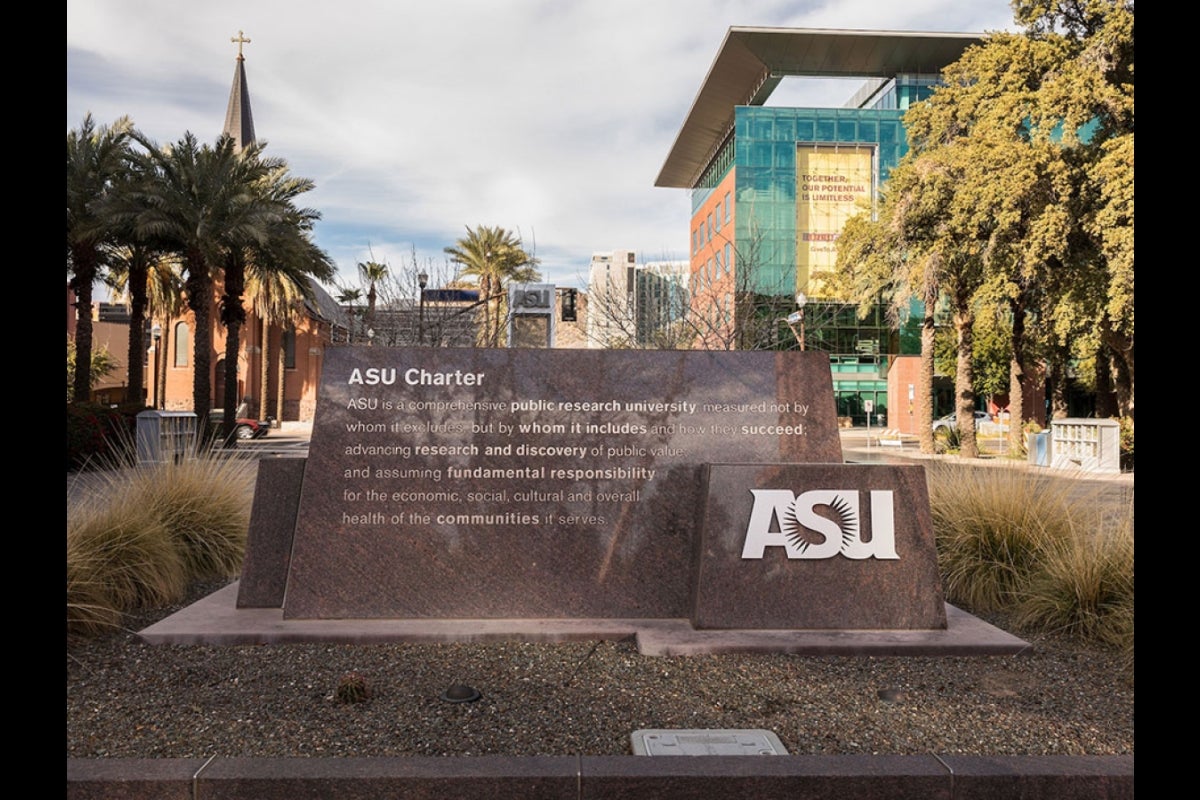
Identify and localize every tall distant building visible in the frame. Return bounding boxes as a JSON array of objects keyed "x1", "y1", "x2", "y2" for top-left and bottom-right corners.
[{"x1": 585, "y1": 251, "x2": 688, "y2": 349}]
